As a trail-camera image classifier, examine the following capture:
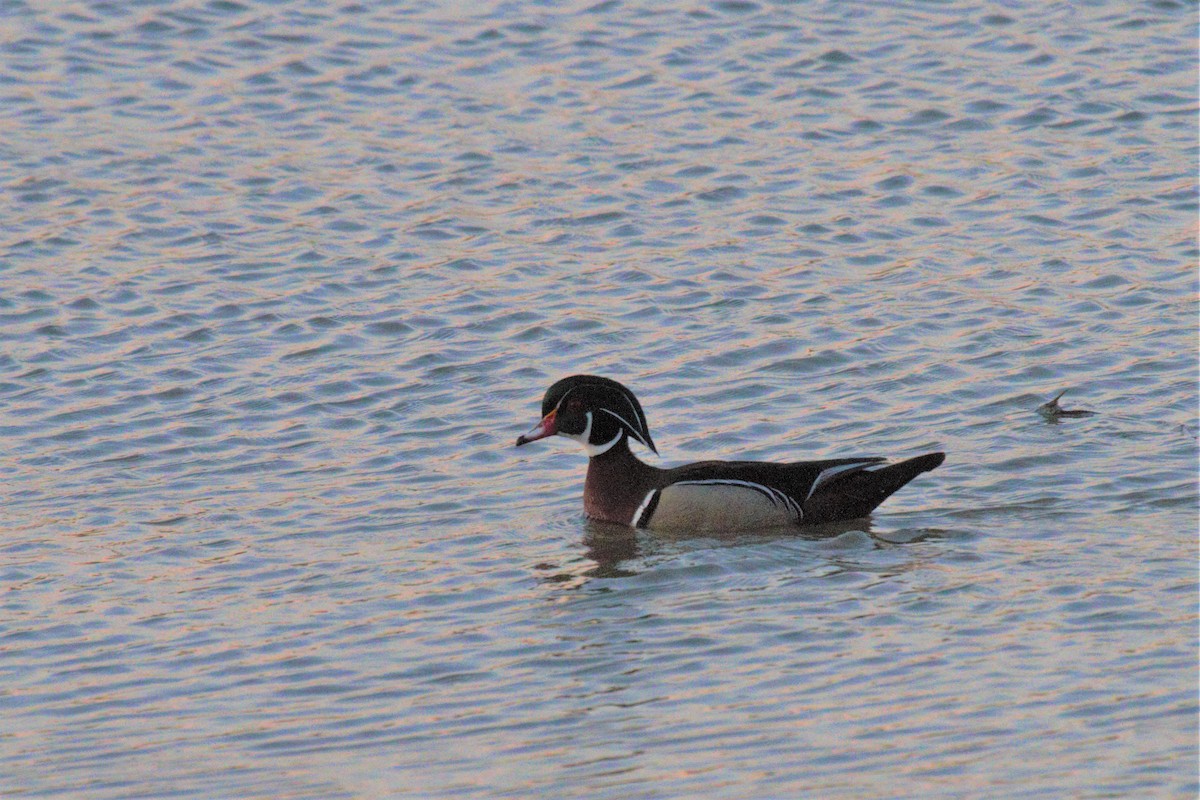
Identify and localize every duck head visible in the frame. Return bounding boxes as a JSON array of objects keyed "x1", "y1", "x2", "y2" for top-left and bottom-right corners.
[{"x1": 515, "y1": 375, "x2": 657, "y2": 457}]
